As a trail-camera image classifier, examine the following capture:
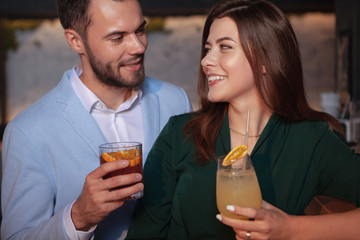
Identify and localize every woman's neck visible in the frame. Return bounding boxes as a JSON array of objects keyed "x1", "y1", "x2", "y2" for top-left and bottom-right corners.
[{"x1": 228, "y1": 104, "x2": 272, "y2": 153}]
